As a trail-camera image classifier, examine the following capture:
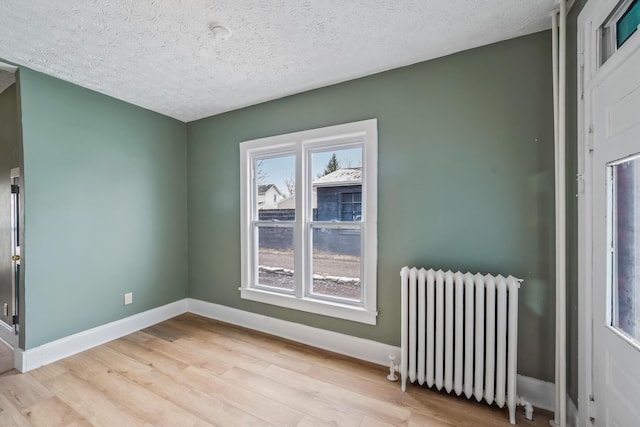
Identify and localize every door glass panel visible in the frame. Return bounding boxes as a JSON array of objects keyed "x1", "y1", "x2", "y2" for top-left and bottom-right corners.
[
  {"x1": 310, "y1": 226, "x2": 361, "y2": 302},
  {"x1": 257, "y1": 225, "x2": 294, "y2": 291},
  {"x1": 610, "y1": 156, "x2": 640, "y2": 343}
]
